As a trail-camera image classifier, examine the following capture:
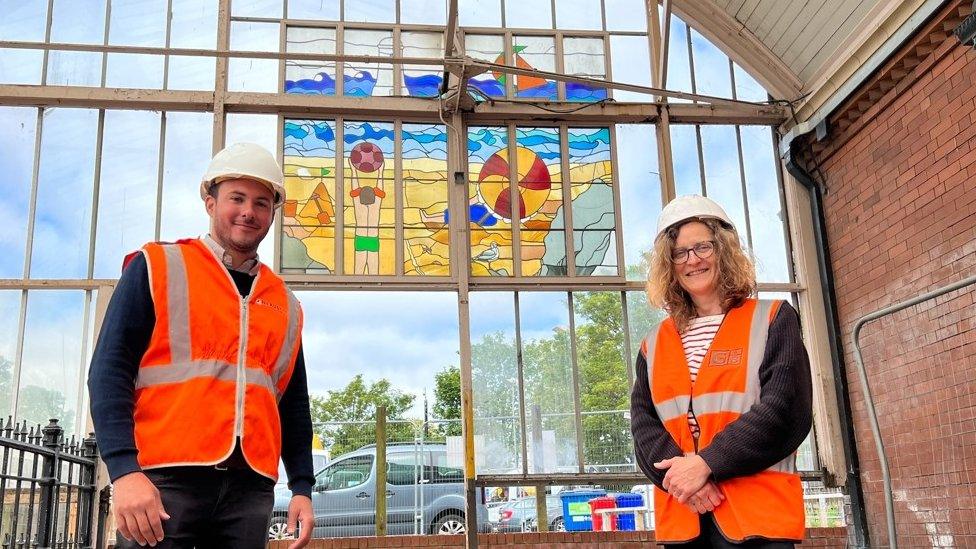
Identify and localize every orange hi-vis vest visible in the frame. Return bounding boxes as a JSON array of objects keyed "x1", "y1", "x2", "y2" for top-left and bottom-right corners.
[
  {"x1": 642, "y1": 298, "x2": 804, "y2": 543},
  {"x1": 134, "y1": 238, "x2": 303, "y2": 480}
]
